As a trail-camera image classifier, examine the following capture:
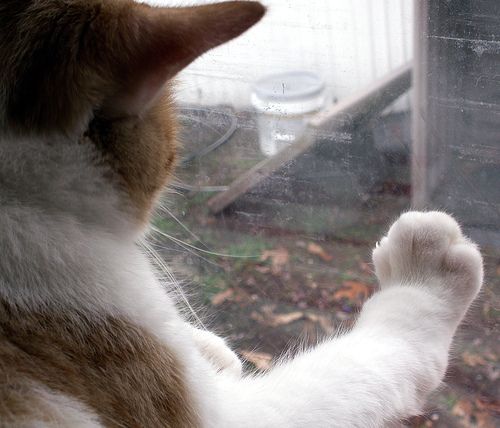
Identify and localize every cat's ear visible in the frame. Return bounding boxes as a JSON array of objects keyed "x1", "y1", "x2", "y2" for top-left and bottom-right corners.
[{"x1": 100, "y1": 1, "x2": 266, "y2": 117}]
